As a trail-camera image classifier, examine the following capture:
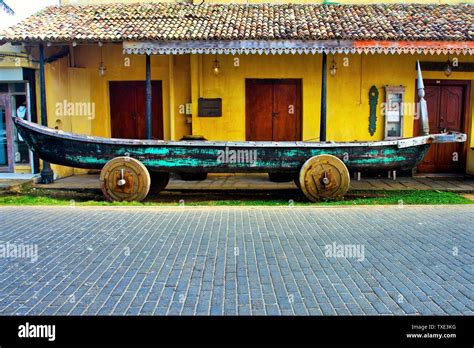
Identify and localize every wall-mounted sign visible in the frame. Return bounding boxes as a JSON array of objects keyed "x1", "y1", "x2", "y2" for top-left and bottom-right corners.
[{"x1": 198, "y1": 98, "x2": 222, "y2": 117}]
